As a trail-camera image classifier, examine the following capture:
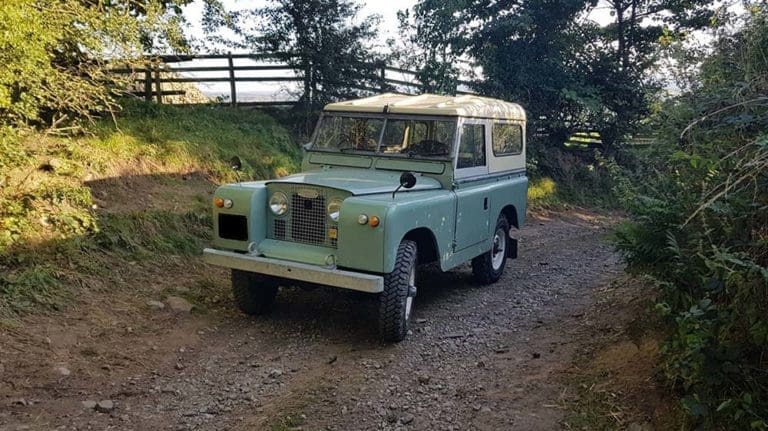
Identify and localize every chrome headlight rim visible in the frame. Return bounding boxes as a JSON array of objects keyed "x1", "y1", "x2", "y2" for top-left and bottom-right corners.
[
  {"x1": 327, "y1": 198, "x2": 343, "y2": 222},
  {"x1": 269, "y1": 192, "x2": 289, "y2": 216}
]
